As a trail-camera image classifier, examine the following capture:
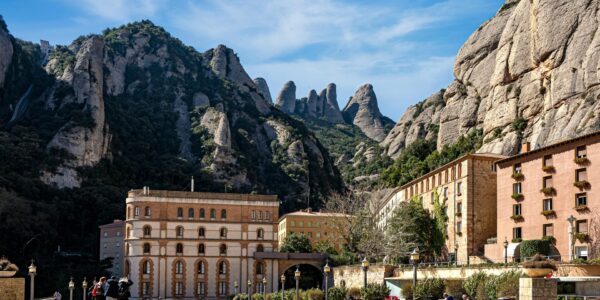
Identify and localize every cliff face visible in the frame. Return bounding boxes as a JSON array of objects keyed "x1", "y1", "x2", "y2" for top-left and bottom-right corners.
[
  {"x1": 342, "y1": 84, "x2": 395, "y2": 142},
  {"x1": 0, "y1": 17, "x2": 12, "y2": 88},
  {"x1": 383, "y1": 0, "x2": 600, "y2": 158}
]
